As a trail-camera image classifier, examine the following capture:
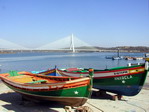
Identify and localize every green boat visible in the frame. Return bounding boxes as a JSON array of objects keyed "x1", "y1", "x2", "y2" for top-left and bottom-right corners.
[
  {"x1": 0, "y1": 69, "x2": 94, "y2": 107},
  {"x1": 57, "y1": 62, "x2": 149, "y2": 96}
]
